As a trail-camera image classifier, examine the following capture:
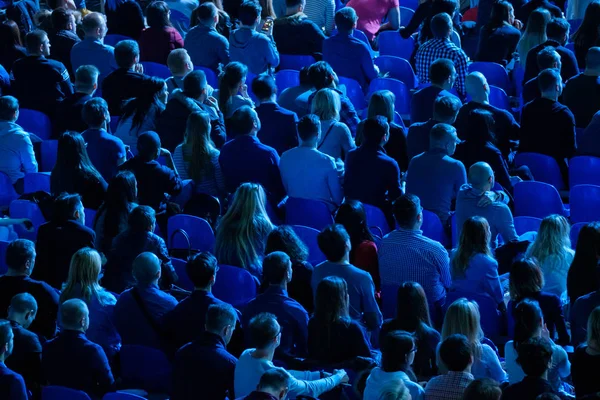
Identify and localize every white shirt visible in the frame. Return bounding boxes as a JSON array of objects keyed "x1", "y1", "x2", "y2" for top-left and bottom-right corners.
[
  {"x1": 364, "y1": 368, "x2": 425, "y2": 400},
  {"x1": 317, "y1": 119, "x2": 356, "y2": 165},
  {"x1": 0, "y1": 121, "x2": 38, "y2": 183}
]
